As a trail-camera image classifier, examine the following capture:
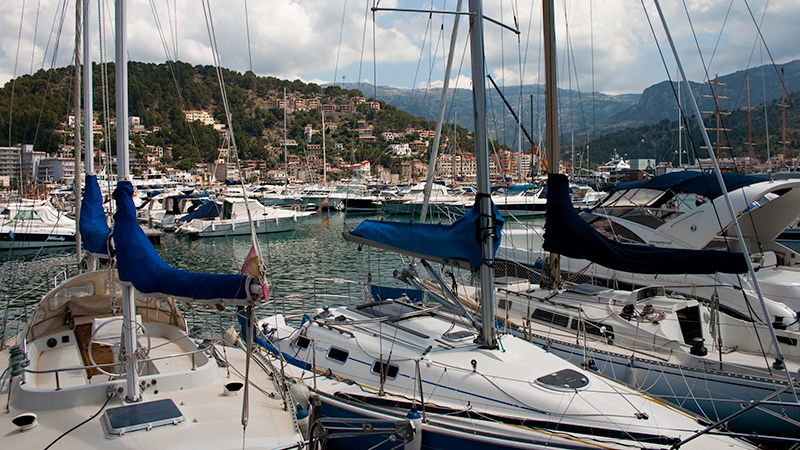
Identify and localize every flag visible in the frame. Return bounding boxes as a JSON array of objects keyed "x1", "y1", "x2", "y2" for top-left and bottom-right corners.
[
  {"x1": 317, "y1": 197, "x2": 329, "y2": 215},
  {"x1": 241, "y1": 245, "x2": 269, "y2": 300},
  {"x1": 241, "y1": 245, "x2": 262, "y2": 278}
]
